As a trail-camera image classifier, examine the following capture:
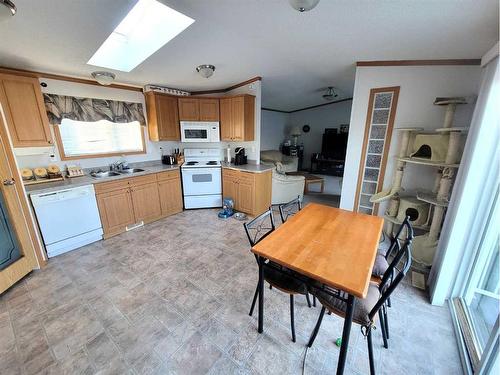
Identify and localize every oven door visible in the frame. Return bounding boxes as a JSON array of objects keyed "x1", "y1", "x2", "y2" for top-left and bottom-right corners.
[
  {"x1": 181, "y1": 168, "x2": 222, "y2": 196},
  {"x1": 180, "y1": 122, "x2": 210, "y2": 143}
]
